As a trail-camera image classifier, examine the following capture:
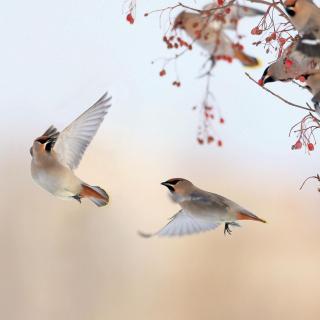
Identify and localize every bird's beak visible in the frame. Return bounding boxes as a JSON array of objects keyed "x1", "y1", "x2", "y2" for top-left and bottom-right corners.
[{"x1": 161, "y1": 181, "x2": 175, "y2": 192}]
